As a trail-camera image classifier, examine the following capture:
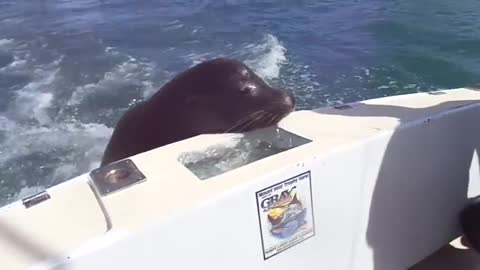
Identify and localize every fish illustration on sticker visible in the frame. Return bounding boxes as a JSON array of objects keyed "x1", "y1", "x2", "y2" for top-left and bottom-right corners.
[
  {"x1": 256, "y1": 171, "x2": 315, "y2": 260},
  {"x1": 267, "y1": 191, "x2": 308, "y2": 239}
]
